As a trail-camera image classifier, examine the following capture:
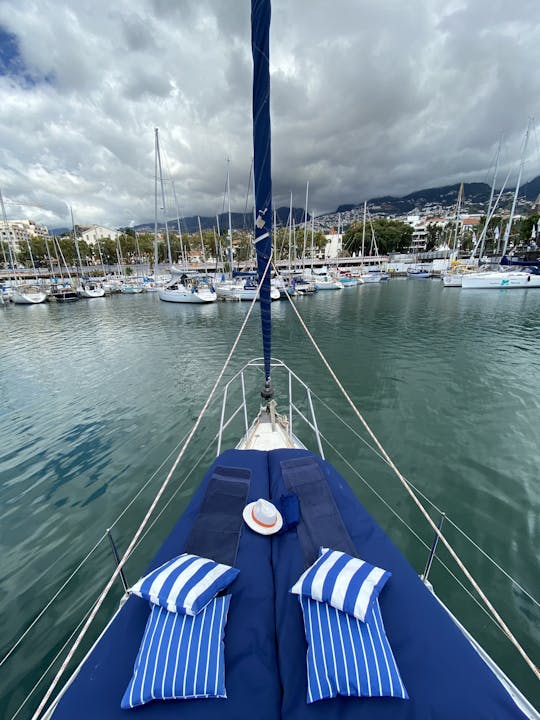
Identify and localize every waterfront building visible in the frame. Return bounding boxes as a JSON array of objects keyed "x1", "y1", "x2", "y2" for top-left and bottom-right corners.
[
  {"x1": 0, "y1": 219, "x2": 49, "y2": 251},
  {"x1": 80, "y1": 225, "x2": 120, "y2": 245}
]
